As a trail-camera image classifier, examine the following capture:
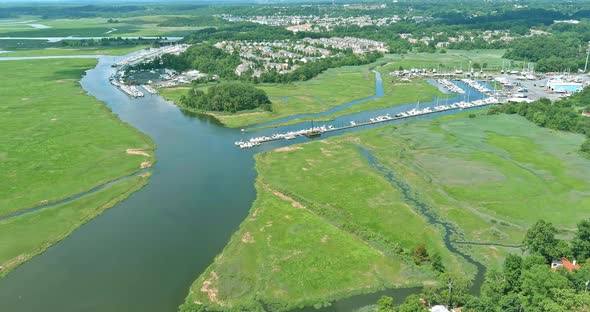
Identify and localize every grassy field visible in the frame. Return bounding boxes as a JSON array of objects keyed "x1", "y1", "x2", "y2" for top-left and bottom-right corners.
[
  {"x1": 0, "y1": 173, "x2": 150, "y2": 277},
  {"x1": 0, "y1": 45, "x2": 149, "y2": 57},
  {"x1": 184, "y1": 112, "x2": 590, "y2": 310},
  {"x1": 182, "y1": 182, "x2": 440, "y2": 311},
  {"x1": 380, "y1": 50, "x2": 510, "y2": 72},
  {"x1": 182, "y1": 130, "x2": 470, "y2": 310},
  {"x1": 0, "y1": 58, "x2": 155, "y2": 277},
  {"x1": 352, "y1": 112, "x2": 590, "y2": 264},
  {"x1": 0, "y1": 59, "x2": 154, "y2": 216},
  {"x1": 0, "y1": 16, "x2": 205, "y2": 38}
]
